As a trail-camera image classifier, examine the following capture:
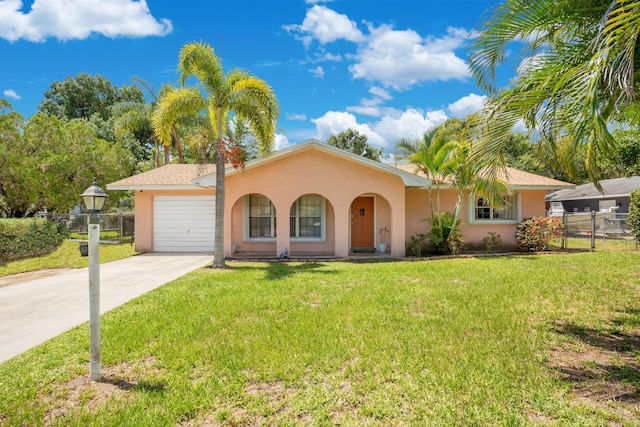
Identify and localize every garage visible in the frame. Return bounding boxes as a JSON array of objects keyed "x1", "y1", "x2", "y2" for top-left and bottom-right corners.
[{"x1": 153, "y1": 196, "x2": 215, "y2": 252}]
